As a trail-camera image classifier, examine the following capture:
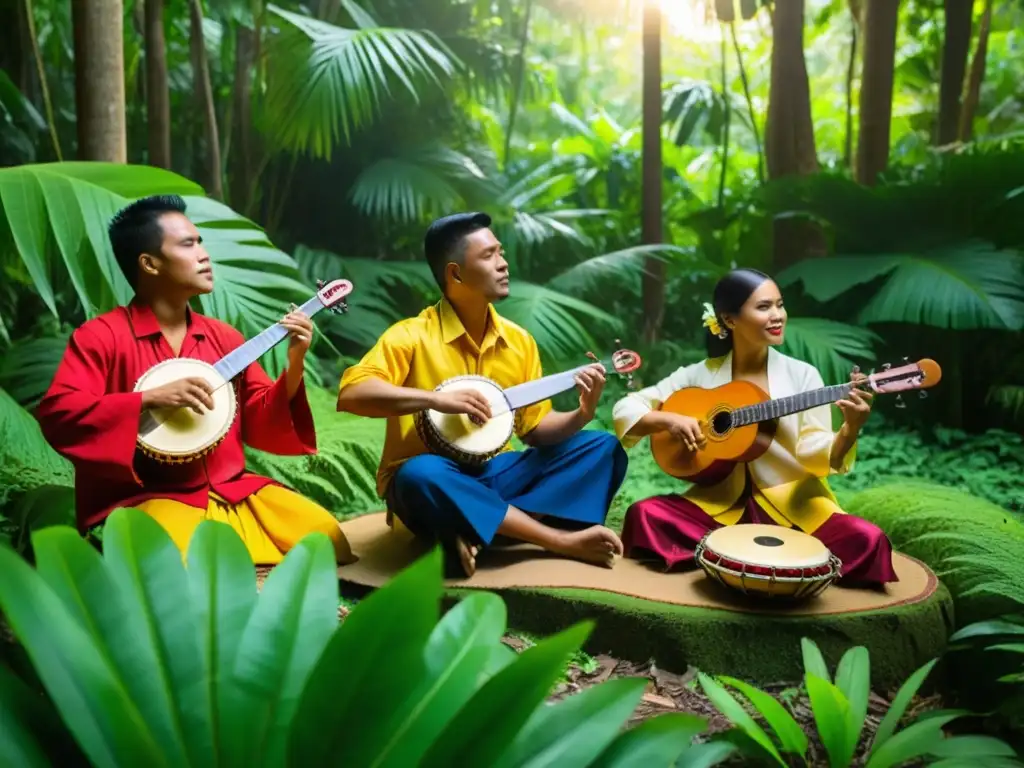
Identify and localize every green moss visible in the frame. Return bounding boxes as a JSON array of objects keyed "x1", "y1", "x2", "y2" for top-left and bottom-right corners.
[
  {"x1": 845, "y1": 481, "x2": 1024, "y2": 626},
  {"x1": 244, "y1": 386, "x2": 386, "y2": 519},
  {"x1": 0, "y1": 389, "x2": 72, "y2": 509},
  {"x1": 340, "y1": 578, "x2": 954, "y2": 691}
]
